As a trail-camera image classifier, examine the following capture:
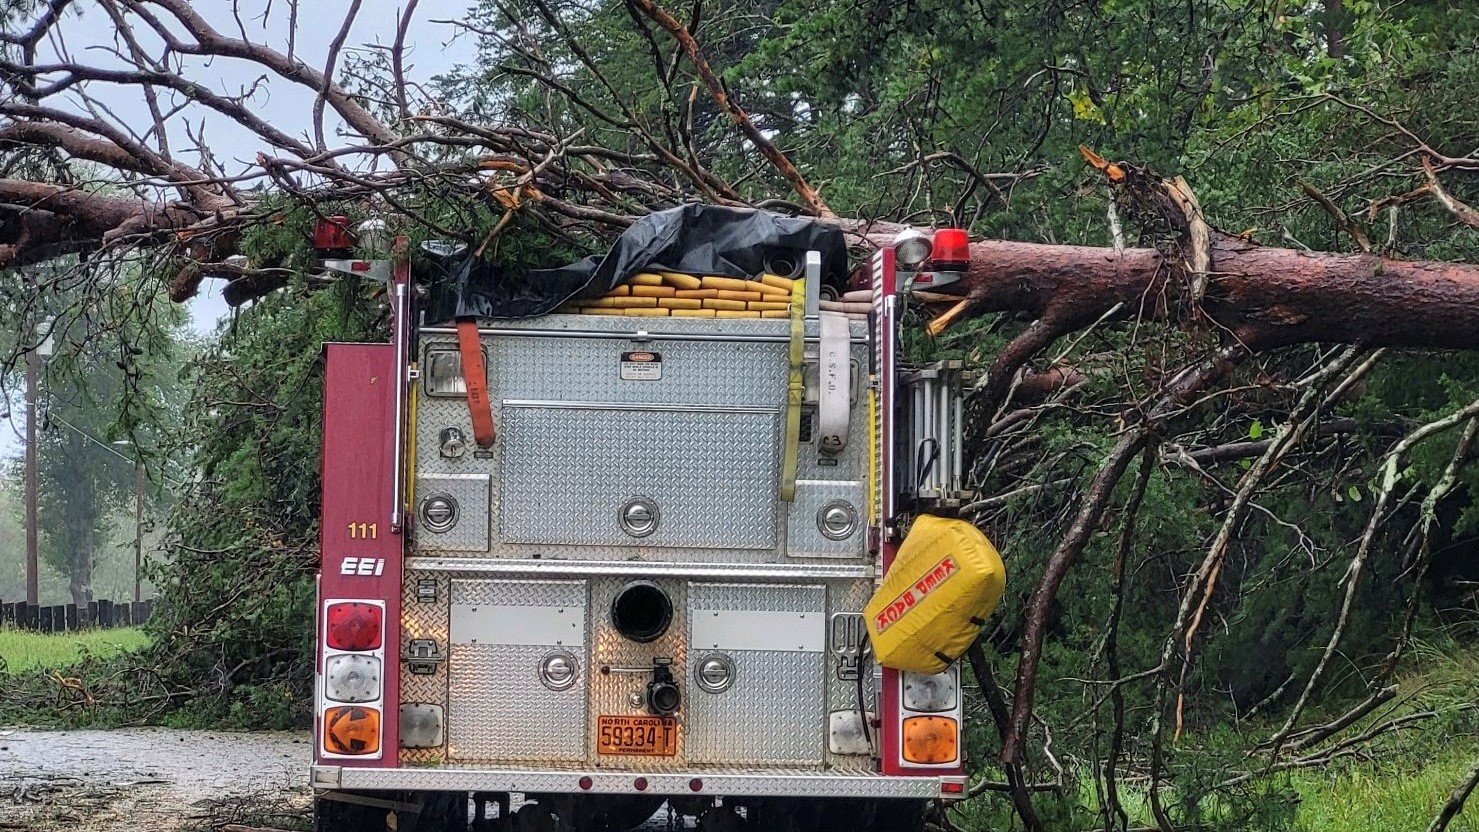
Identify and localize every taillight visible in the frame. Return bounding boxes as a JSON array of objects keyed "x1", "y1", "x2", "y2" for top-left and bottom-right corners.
[
  {"x1": 318, "y1": 599, "x2": 387, "y2": 760},
  {"x1": 323, "y1": 654, "x2": 382, "y2": 703},
  {"x1": 903, "y1": 668, "x2": 958, "y2": 712},
  {"x1": 323, "y1": 705, "x2": 382, "y2": 755},
  {"x1": 326, "y1": 601, "x2": 382, "y2": 651},
  {"x1": 894, "y1": 664, "x2": 963, "y2": 771},
  {"x1": 902, "y1": 715, "x2": 959, "y2": 764}
]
